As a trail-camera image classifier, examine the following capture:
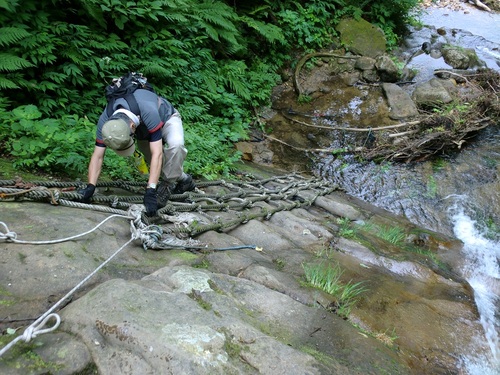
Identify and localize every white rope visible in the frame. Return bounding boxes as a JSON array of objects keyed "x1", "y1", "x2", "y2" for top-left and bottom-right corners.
[
  {"x1": 0, "y1": 211, "x2": 138, "y2": 358},
  {"x1": 0, "y1": 236, "x2": 135, "y2": 357},
  {"x1": 0, "y1": 204, "x2": 205, "y2": 357},
  {"x1": 0, "y1": 214, "x2": 133, "y2": 244}
]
